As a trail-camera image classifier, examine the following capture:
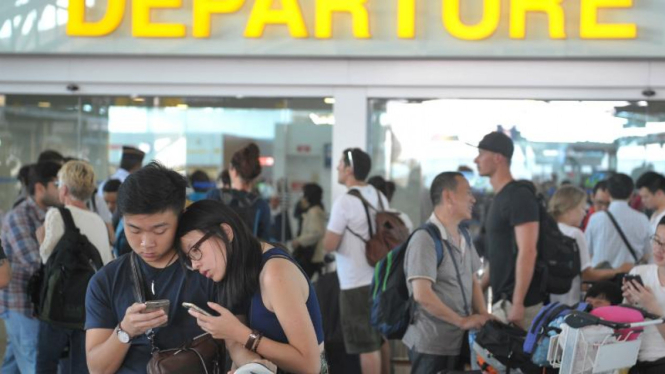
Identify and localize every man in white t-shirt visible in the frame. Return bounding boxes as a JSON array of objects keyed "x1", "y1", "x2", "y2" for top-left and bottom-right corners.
[
  {"x1": 324, "y1": 148, "x2": 390, "y2": 374},
  {"x1": 637, "y1": 171, "x2": 665, "y2": 235}
]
